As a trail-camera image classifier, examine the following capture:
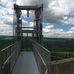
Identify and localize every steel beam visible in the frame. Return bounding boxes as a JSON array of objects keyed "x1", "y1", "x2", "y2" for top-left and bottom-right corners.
[
  {"x1": 14, "y1": 4, "x2": 42, "y2": 10},
  {"x1": 21, "y1": 30, "x2": 38, "y2": 33}
]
